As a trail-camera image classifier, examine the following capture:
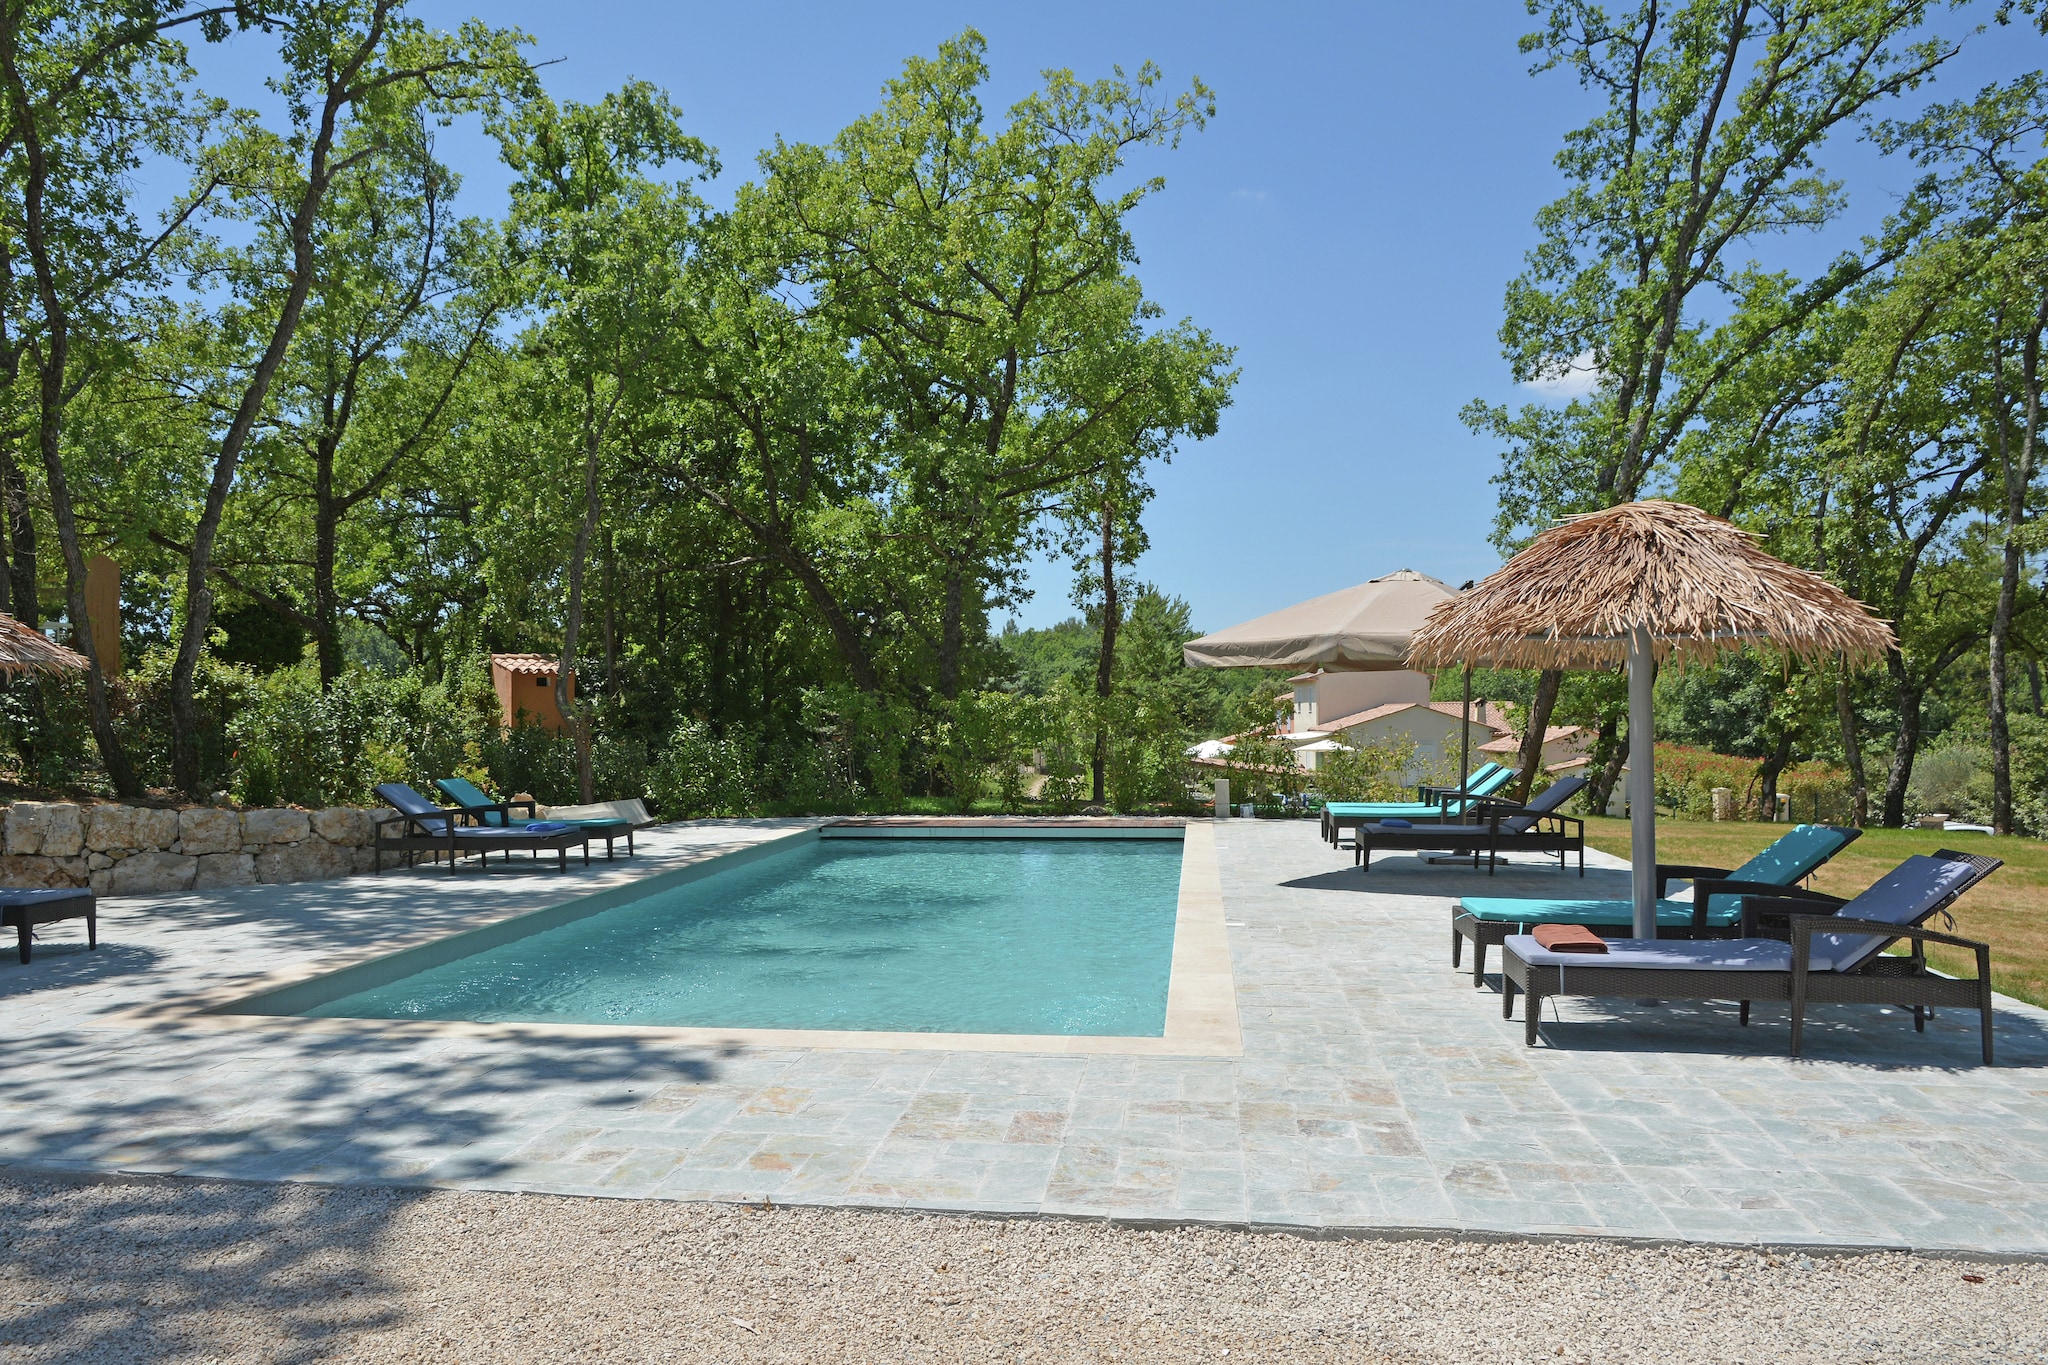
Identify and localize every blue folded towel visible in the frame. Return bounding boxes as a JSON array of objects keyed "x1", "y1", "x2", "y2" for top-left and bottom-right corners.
[
  {"x1": 1379, "y1": 818, "x2": 1413, "y2": 828},
  {"x1": 521, "y1": 821, "x2": 574, "y2": 834}
]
